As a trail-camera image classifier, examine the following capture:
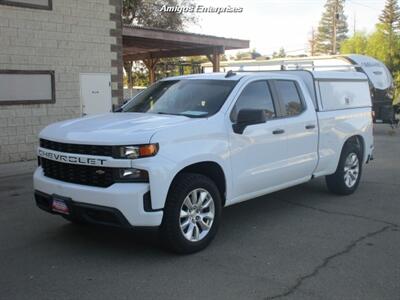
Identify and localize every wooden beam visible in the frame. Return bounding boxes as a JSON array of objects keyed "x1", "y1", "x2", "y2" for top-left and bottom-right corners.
[
  {"x1": 123, "y1": 37, "x2": 201, "y2": 49},
  {"x1": 124, "y1": 46, "x2": 155, "y2": 54},
  {"x1": 123, "y1": 26, "x2": 249, "y2": 50},
  {"x1": 124, "y1": 46, "x2": 224, "y2": 61}
]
